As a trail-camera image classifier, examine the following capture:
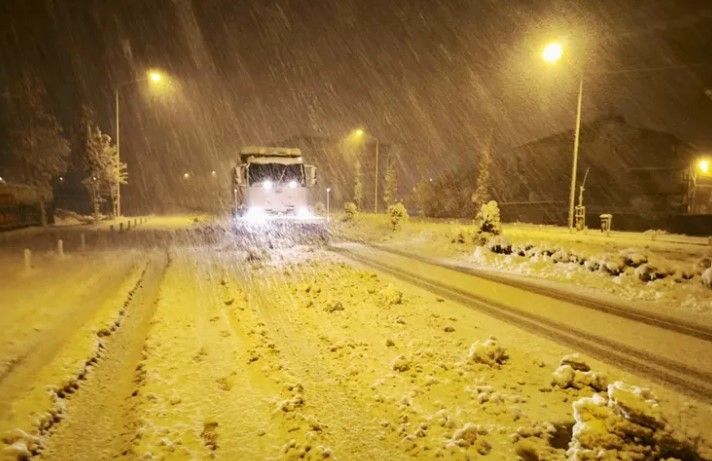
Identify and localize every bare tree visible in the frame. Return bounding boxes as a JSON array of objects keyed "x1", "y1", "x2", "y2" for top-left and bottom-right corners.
[
  {"x1": 82, "y1": 128, "x2": 120, "y2": 221},
  {"x1": 9, "y1": 72, "x2": 69, "y2": 226}
]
